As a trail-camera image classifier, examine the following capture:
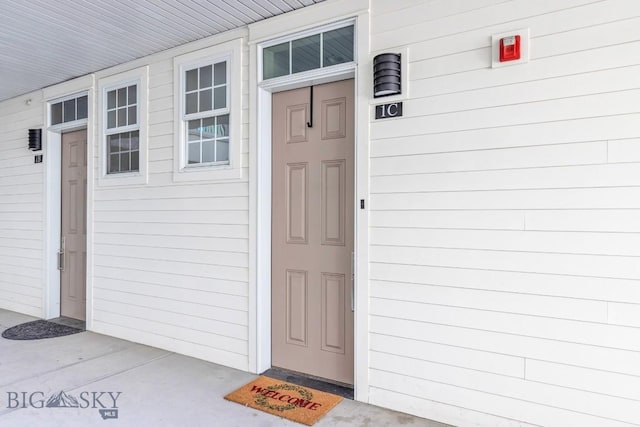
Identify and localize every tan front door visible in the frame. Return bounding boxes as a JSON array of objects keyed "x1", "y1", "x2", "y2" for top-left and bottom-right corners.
[
  {"x1": 60, "y1": 129, "x2": 87, "y2": 320},
  {"x1": 272, "y1": 79, "x2": 354, "y2": 385}
]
